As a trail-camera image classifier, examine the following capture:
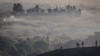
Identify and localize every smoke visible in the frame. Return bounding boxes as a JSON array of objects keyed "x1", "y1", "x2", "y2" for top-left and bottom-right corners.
[
  {"x1": 1, "y1": 9, "x2": 100, "y2": 40},
  {"x1": 0, "y1": 9, "x2": 100, "y2": 54}
]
